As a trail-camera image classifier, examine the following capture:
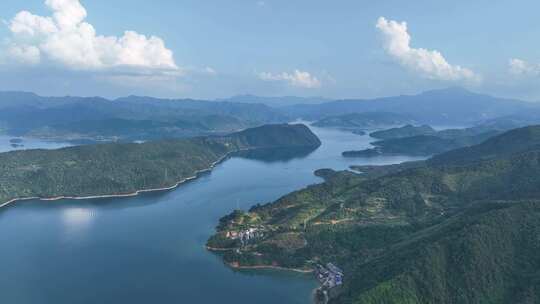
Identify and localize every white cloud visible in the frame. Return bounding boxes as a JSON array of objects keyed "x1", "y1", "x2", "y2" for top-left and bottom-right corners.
[
  {"x1": 376, "y1": 17, "x2": 479, "y2": 82},
  {"x1": 509, "y1": 58, "x2": 540, "y2": 77},
  {"x1": 203, "y1": 66, "x2": 217, "y2": 76},
  {"x1": 4, "y1": 0, "x2": 178, "y2": 72},
  {"x1": 7, "y1": 44, "x2": 41, "y2": 64},
  {"x1": 259, "y1": 70, "x2": 322, "y2": 89}
]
